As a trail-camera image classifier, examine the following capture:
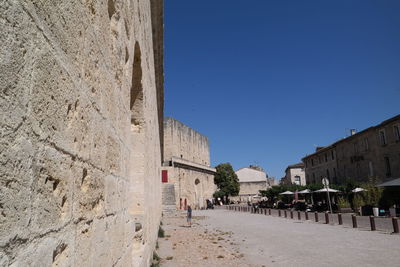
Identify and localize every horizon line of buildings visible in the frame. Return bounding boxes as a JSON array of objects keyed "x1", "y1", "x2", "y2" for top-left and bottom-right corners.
[{"x1": 281, "y1": 114, "x2": 400, "y2": 187}]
